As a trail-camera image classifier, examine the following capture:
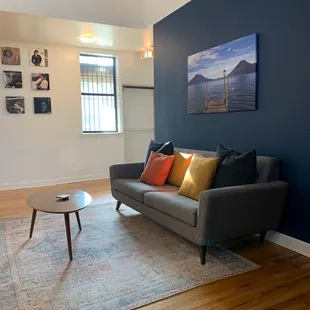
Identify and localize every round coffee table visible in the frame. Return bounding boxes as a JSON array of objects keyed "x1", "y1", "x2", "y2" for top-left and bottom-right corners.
[{"x1": 26, "y1": 190, "x2": 92, "y2": 260}]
